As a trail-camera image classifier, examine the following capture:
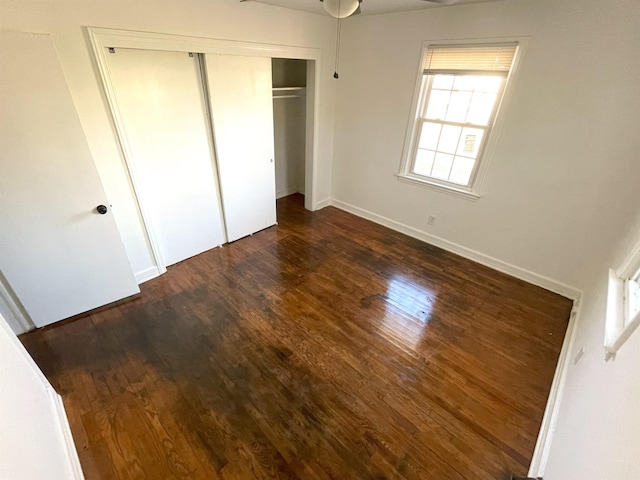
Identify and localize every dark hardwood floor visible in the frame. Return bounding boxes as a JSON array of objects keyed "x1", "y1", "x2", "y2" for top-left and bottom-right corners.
[{"x1": 20, "y1": 194, "x2": 572, "y2": 480}]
